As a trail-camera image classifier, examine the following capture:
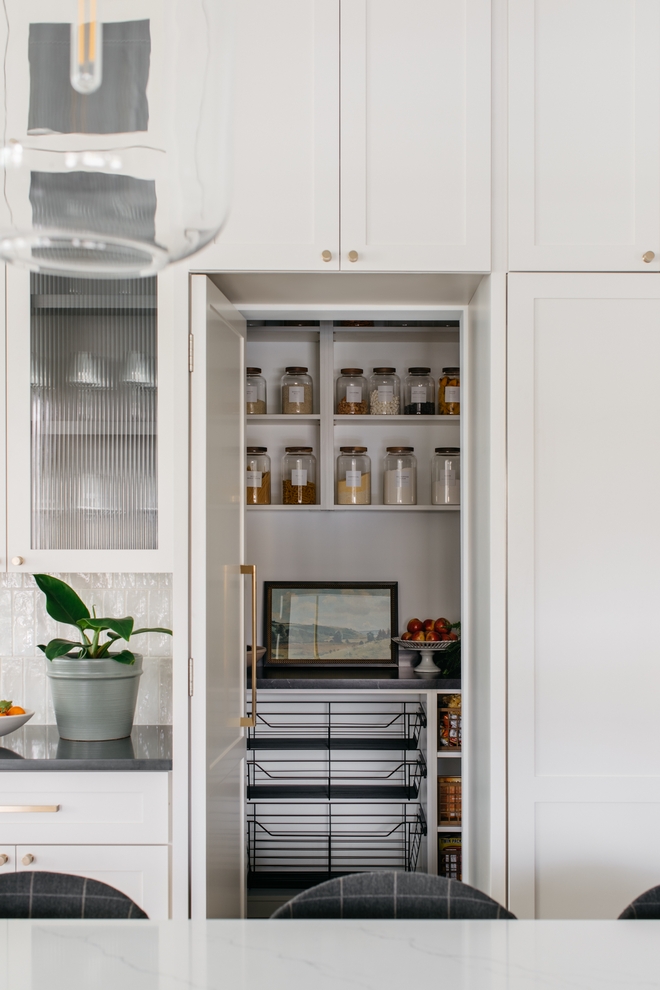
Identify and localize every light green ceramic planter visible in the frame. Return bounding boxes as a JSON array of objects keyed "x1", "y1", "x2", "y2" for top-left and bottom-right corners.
[{"x1": 46, "y1": 654, "x2": 143, "y2": 741}]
